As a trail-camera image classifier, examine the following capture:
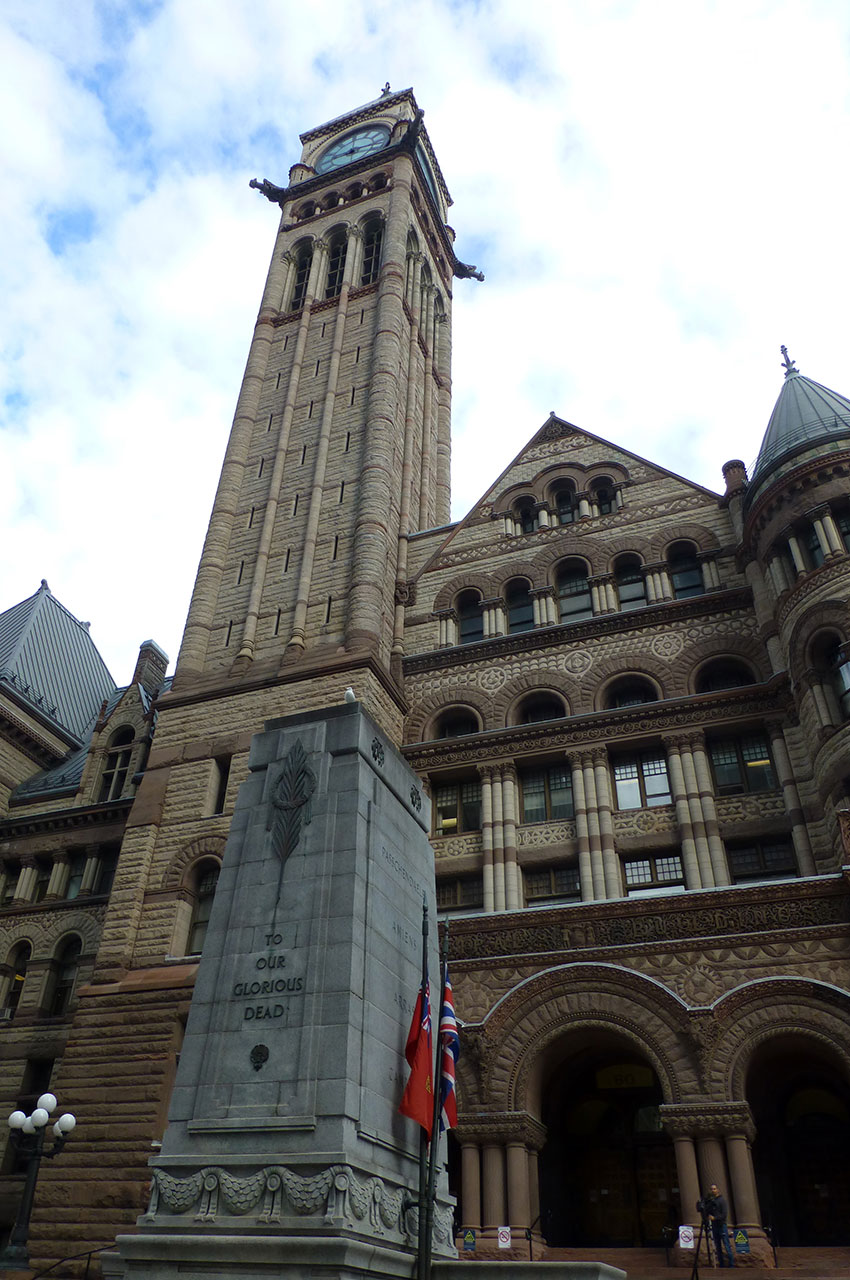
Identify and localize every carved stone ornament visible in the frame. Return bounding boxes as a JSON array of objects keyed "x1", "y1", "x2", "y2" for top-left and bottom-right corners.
[
  {"x1": 410, "y1": 785, "x2": 422, "y2": 813},
  {"x1": 144, "y1": 1162, "x2": 454, "y2": 1249},
  {"x1": 371, "y1": 737, "x2": 385, "y2": 768},
  {"x1": 269, "y1": 739, "x2": 316, "y2": 877},
  {"x1": 250, "y1": 1044, "x2": 269, "y2": 1072}
]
